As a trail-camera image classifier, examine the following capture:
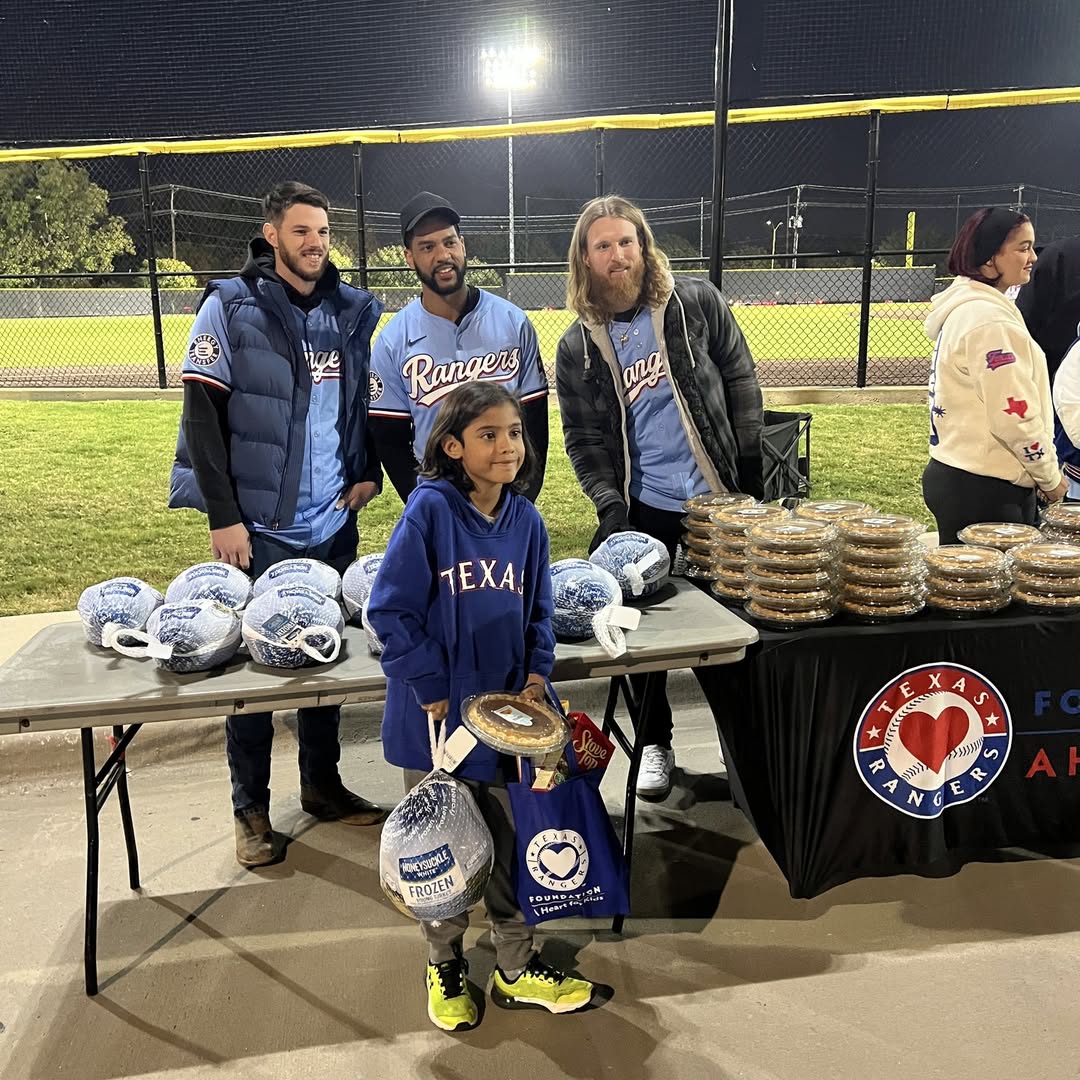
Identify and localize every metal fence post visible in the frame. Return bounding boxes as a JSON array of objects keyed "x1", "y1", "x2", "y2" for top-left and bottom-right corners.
[
  {"x1": 353, "y1": 142, "x2": 368, "y2": 288},
  {"x1": 709, "y1": 0, "x2": 734, "y2": 291},
  {"x1": 594, "y1": 130, "x2": 605, "y2": 198},
  {"x1": 139, "y1": 152, "x2": 168, "y2": 390},
  {"x1": 855, "y1": 110, "x2": 881, "y2": 389}
]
